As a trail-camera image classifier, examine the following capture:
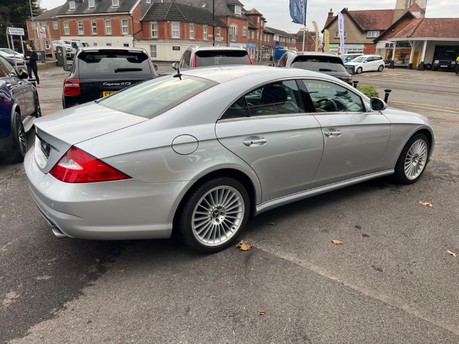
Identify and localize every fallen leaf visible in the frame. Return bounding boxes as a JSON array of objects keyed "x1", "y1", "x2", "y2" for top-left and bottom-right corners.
[
  {"x1": 331, "y1": 240, "x2": 343, "y2": 245},
  {"x1": 117, "y1": 267, "x2": 126, "y2": 273},
  {"x1": 447, "y1": 250, "x2": 457, "y2": 257},
  {"x1": 418, "y1": 201, "x2": 433, "y2": 207},
  {"x1": 258, "y1": 309, "x2": 266, "y2": 315},
  {"x1": 236, "y1": 240, "x2": 252, "y2": 251}
]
